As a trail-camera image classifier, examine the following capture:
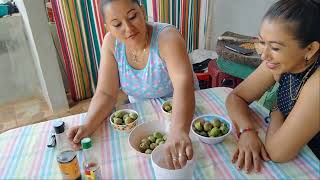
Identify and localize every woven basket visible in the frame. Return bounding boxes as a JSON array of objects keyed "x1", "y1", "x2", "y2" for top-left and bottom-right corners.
[{"x1": 216, "y1": 31, "x2": 262, "y2": 67}]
